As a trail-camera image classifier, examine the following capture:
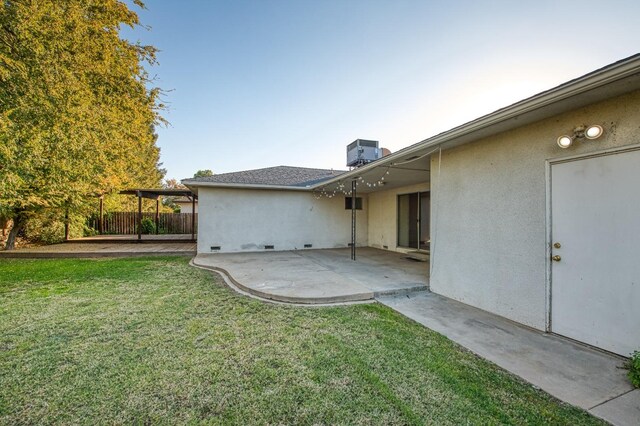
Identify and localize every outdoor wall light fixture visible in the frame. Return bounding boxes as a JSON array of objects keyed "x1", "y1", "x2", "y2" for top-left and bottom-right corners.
[
  {"x1": 584, "y1": 124, "x2": 604, "y2": 139},
  {"x1": 556, "y1": 124, "x2": 604, "y2": 148},
  {"x1": 557, "y1": 135, "x2": 573, "y2": 148}
]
